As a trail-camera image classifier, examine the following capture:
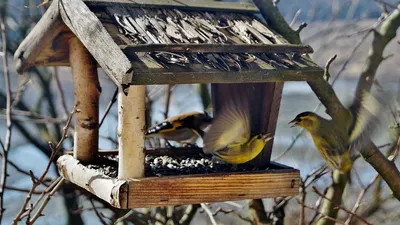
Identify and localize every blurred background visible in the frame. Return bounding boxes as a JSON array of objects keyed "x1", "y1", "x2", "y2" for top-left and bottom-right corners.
[{"x1": 0, "y1": 0, "x2": 399, "y2": 224}]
